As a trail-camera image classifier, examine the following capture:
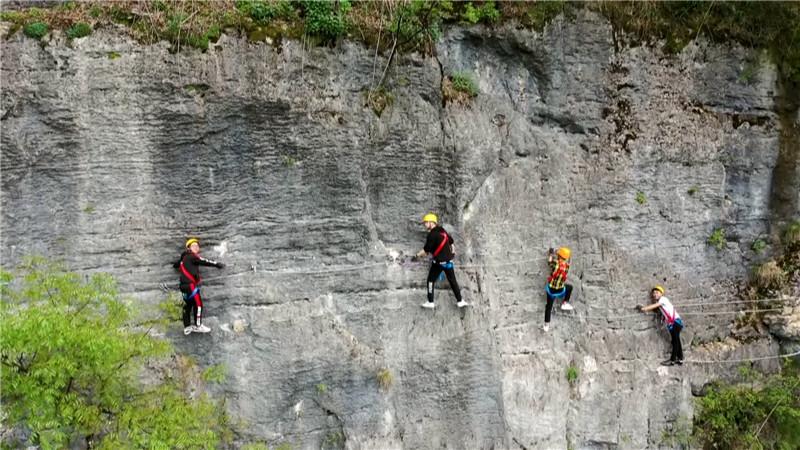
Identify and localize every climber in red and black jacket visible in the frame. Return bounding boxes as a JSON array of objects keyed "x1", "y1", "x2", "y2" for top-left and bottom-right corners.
[
  {"x1": 173, "y1": 238, "x2": 224, "y2": 335},
  {"x1": 415, "y1": 213, "x2": 467, "y2": 309}
]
